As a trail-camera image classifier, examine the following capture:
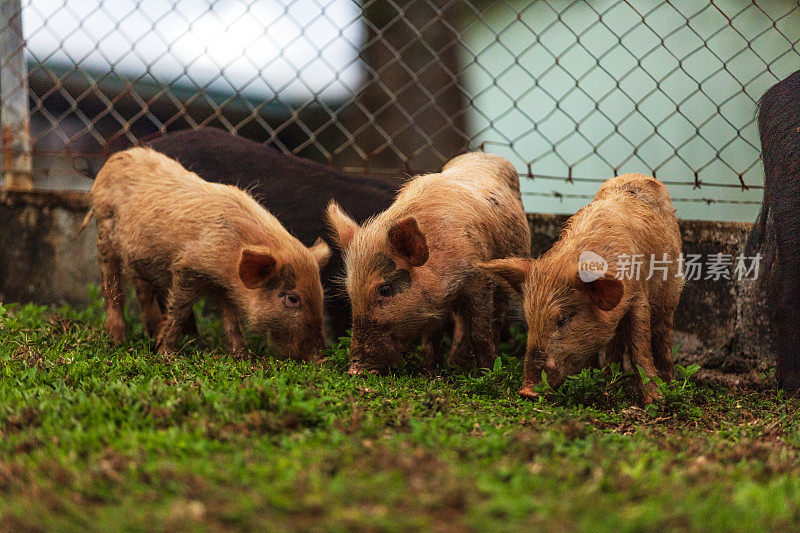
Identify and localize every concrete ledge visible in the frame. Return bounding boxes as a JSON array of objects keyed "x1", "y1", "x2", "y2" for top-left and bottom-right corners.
[
  {"x1": 1, "y1": 189, "x2": 91, "y2": 210},
  {"x1": 0, "y1": 191, "x2": 769, "y2": 386},
  {"x1": 0, "y1": 189, "x2": 97, "y2": 308}
]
